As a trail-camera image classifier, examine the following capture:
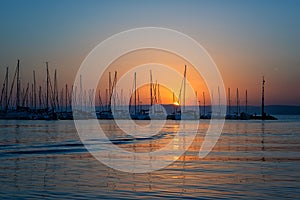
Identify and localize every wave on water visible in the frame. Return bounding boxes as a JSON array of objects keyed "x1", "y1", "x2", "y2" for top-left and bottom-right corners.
[{"x1": 0, "y1": 130, "x2": 174, "y2": 159}]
